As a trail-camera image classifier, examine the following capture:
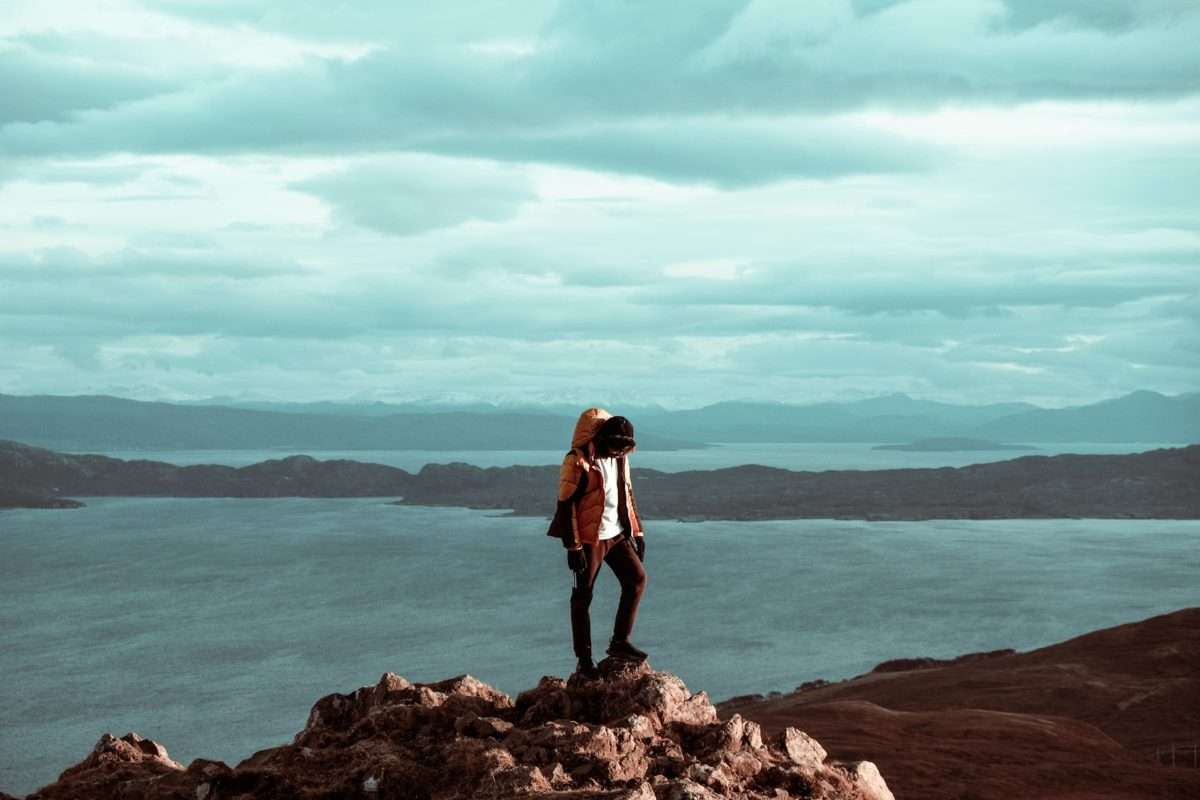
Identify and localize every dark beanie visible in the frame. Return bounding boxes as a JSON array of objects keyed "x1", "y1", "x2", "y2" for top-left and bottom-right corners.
[{"x1": 597, "y1": 415, "x2": 636, "y2": 448}]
